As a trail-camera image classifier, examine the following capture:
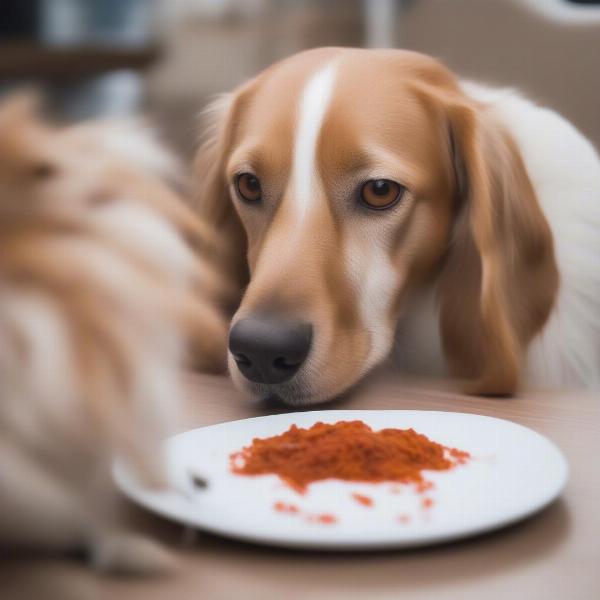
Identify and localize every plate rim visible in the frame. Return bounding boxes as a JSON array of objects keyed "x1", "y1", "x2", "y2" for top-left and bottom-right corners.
[{"x1": 113, "y1": 409, "x2": 569, "y2": 550}]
